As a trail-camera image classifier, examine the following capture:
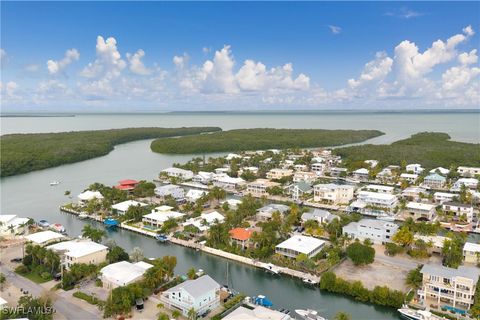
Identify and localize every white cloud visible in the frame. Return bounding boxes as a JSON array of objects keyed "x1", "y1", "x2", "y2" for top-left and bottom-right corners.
[
  {"x1": 348, "y1": 51, "x2": 393, "y2": 89},
  {"x1": 385, "y1": 8, "x2": 424, "y2": 19},
  {"x1": 0, "y1": 49, "x2": 6, "y2": 60},
  {"x1": 25, "y1": 64, "x2": 40, "y2": 72},
  {"x1": 328, "y1": 25, "x2": 342, "y2": 34},
  {"x1": 458, "y1": 49, "x2": 478, "y2": 65},
  {"x1": 80, "y1": 36, "x2": 126, "y2": 79},
  {"x1": 173, "y1": 53, "x2": 189, "y2": 69},
  {"x1": 126, "y1": 49, "x2": 151, "y2": 75},
  {"x1": 47, "y1": 48, "x2": 80, "y2": 75}
]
